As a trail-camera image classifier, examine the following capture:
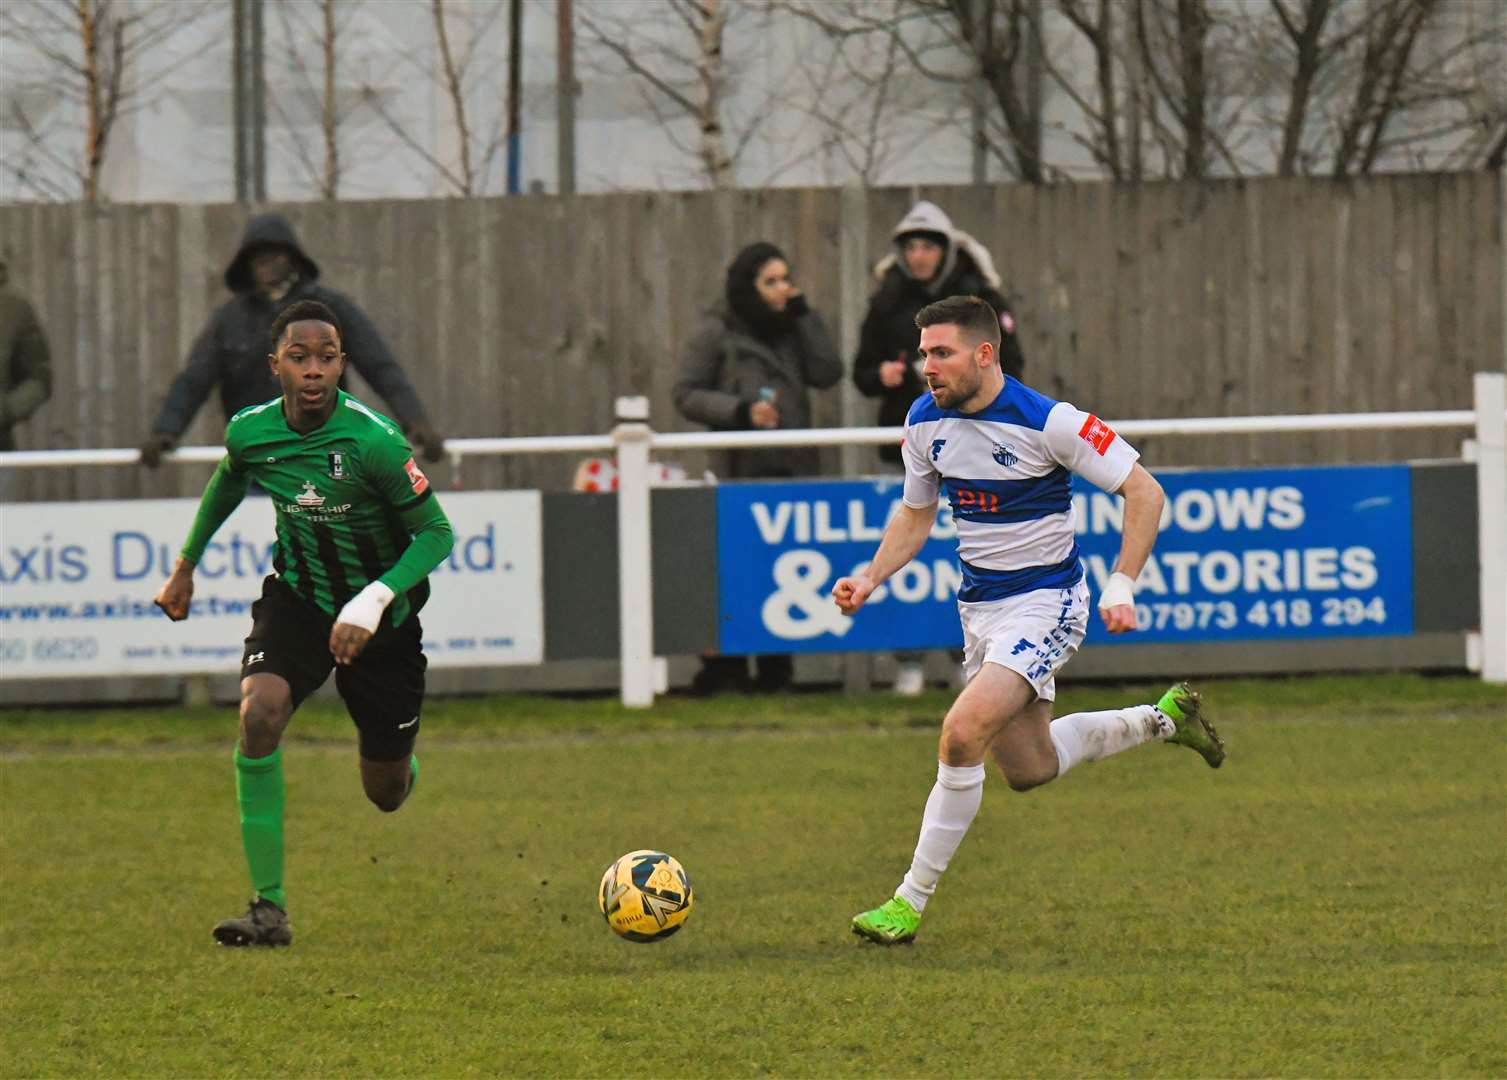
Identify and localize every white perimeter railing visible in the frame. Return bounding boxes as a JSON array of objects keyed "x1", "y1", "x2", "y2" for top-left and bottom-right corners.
[{"x1": 3, "y1": 373, "x2": 1504, "y2": 705}]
